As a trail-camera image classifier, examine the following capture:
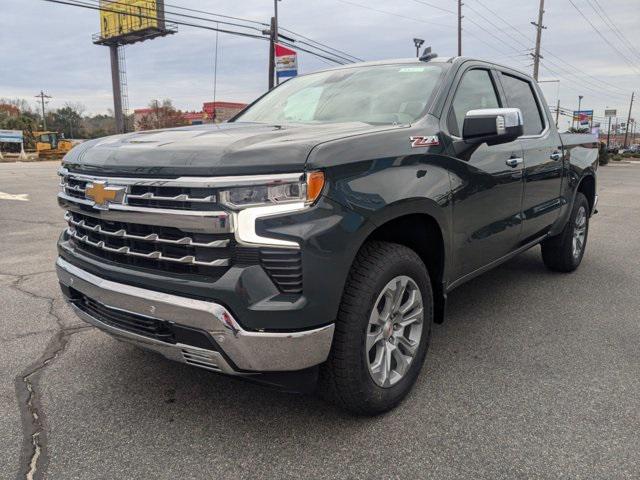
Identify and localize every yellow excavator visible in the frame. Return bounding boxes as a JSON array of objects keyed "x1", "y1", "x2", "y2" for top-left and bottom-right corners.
[{"x1": 34, "y1": 131, "x2": 74, "y2": 158}]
